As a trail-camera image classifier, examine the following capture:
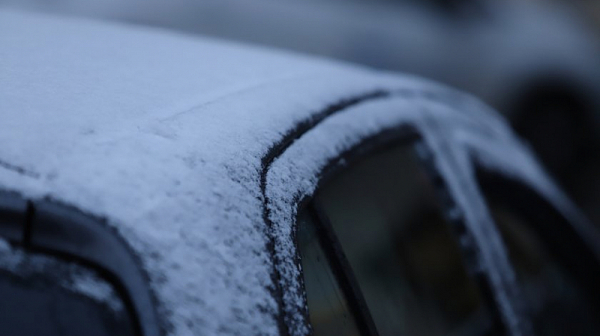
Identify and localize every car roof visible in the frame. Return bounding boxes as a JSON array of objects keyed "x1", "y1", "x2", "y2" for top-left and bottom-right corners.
[
  {"x1": 0, "y1": 9, "x2": 589, "y2": 336},
  {"x1": 6, "y1": 0, "x2": 600, "y2": 112}
]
